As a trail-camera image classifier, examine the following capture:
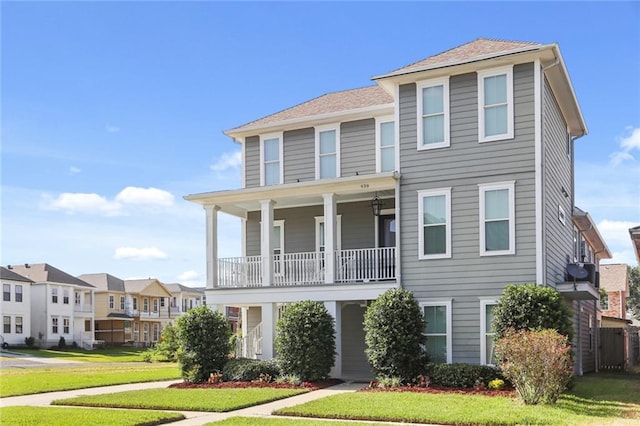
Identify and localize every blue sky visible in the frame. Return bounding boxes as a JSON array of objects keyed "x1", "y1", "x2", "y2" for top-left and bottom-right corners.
[{"x1": 2, "y1": 1, "x2": 639, "y2": 286}]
